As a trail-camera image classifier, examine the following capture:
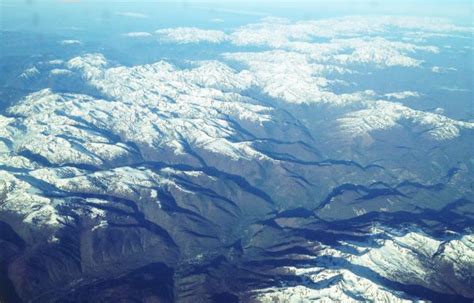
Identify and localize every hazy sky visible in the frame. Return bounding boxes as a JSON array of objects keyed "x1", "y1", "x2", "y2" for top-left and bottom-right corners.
[
  {"x1": 1, "y1": 0, "x2": 473, "y2": 32},
  {"x1": 2, "y1": 0, "x2": 473, "y2": 18}
]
